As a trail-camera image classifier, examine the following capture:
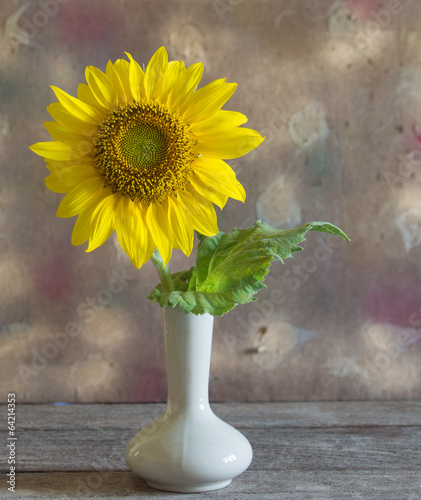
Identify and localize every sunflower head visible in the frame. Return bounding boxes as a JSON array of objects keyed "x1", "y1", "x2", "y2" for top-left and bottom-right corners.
[{"x1": 30, "y1": 47, "x2": 264, "y2": 269}]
